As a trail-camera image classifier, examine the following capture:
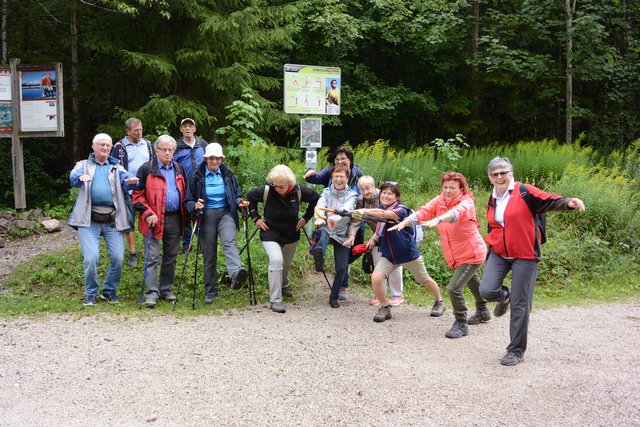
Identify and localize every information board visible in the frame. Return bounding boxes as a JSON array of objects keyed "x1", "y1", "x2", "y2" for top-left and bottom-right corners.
[
  {"x1": 20, "y1": 69, "x2": 58, "y2": 132},
  {"x1": 284, "y1": 64, "x2": 341, "y2": 115}
]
